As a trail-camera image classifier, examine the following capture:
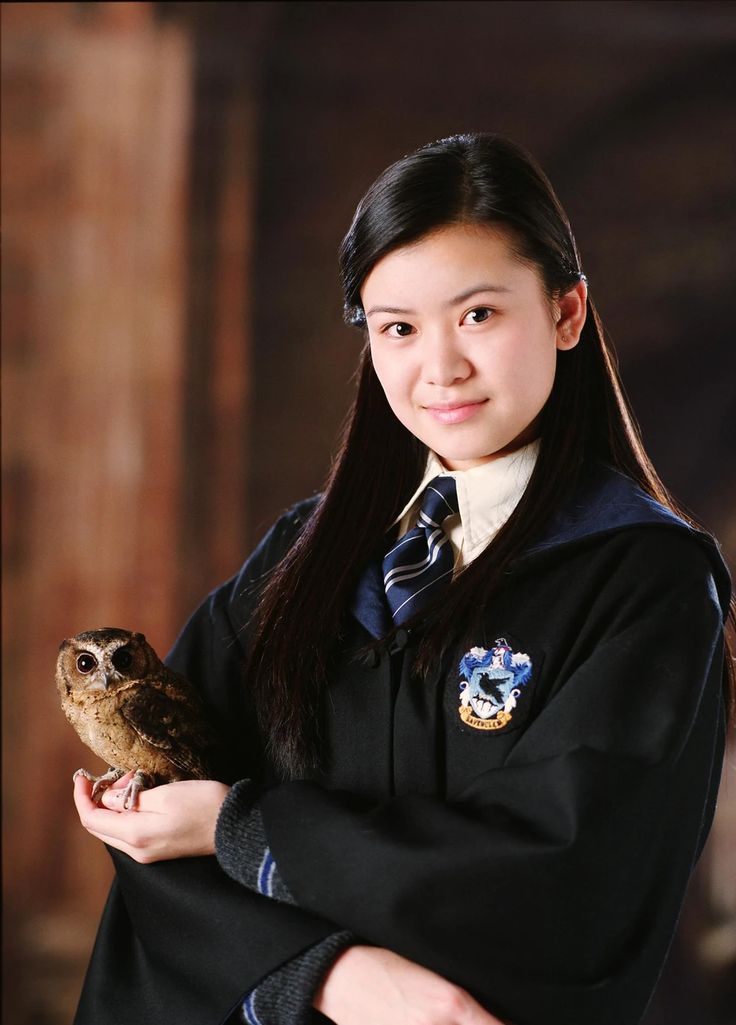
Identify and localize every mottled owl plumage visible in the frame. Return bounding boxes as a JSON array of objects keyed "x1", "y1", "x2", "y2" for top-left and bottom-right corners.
[{"x1": 57, "y1": 628, "x2": 223, "y2": 808}]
